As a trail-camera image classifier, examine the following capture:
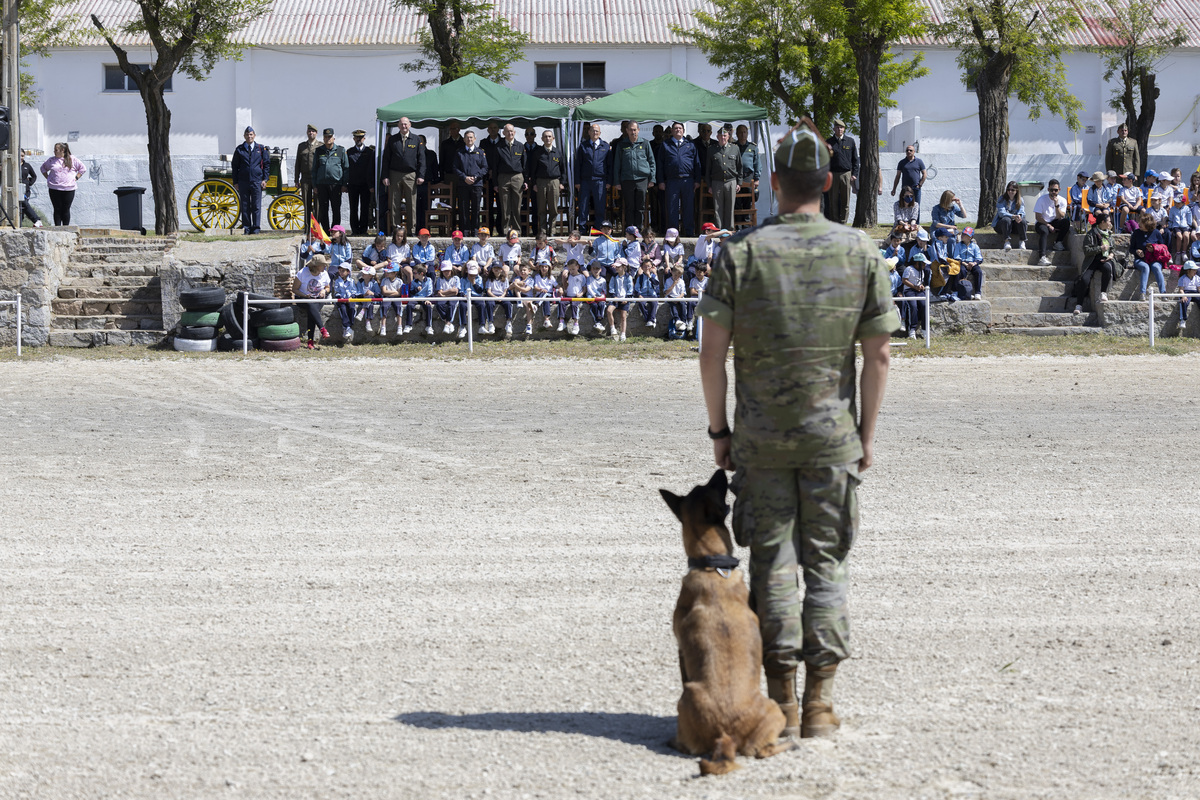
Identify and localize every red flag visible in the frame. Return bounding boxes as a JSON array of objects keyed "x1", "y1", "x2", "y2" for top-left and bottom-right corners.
[
  {"x1": 309, "y1": 214, "x2": 331, "y2": 244},
  {"x1": 589, "y1": 227, "x2": 619, "y2": 242}
]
